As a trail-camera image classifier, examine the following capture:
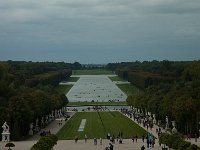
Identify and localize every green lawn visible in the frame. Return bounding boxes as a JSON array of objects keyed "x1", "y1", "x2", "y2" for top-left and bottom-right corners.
[
  {"x1": 55, "y1": 85, "x2": 73, "y2": 94},
  {"x1": 108, "y1": 76, "x2": 125, "y2": 81},
  {"x1": 55, "y1": 77, "x2": 79, "y2": 94},
  {"x1": 57, "y1": 111, "x2": 147, "y2": 140},
  {"x1": 73, "y1": 69, "x2": 114, "y2": 75},
  {"x1": 117, "y1": 84, "x2": 142, "y2": 96},
  {"x1": 67, "y1": 77, "x2": 80, "y2": 82},
  {"x1": 61, "y1": 77, "x2": 80, "y2": 82},
  {"x1": 67, "y1": 101, "x2": 127, "y2": 106}
]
